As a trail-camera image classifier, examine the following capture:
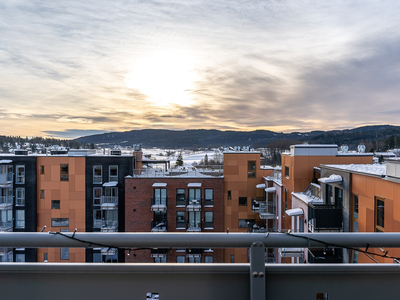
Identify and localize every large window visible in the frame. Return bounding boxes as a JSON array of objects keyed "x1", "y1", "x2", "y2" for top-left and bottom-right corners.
[
  {"x1": 204, "y1": 211, "x2": 214, "y2": 228},
  {"x1": 60, "y1": 164, "x2": 69, "y2": 181},
  {"x1": 51, "y1": 218, "x2": 69, "y2": 227},
  {"x1": 176, "y1": 211, "x2": 186, "y2": 229},
  {"x1": 154, "y1": 188, "x2": 167, "y2": 205},
  {"x1": 375, "y1": 197, "x2": 384, "y2": 232},
  {"x1": 204, "y1": 189, "x2": 214, "y2": 206},
  {"x1": 176, "y1": 256, "x2": 185, "y2": 263},
  {"x1": 109, "y1": 166, "x2": 118, "y2": 182},
  {"x1": 188, "y1": 188, "x2": 201, "y2": 204},
  {"x1": 188, "y1": 211, "x2": 201, "y2": 229},
  {"x1": 16, "y1": 188, "x2": 25, "y2": 206},
  {"x1": 1, "y1": 165, "x2": 13, "y2": 182},
  {"x1": 93, "y1": 210, "x2": 118, "y2": 229},
  {"x1": 16, "y1": 166, "x2": 25, "y2": 184},
  {"x1": 248, "y1": 161, "x2": 256, "y2": 178},
  {"x1": 205, "y1": 256, "x2": 214, "y2": 263},
  {"x1": 15, "y1": 210, "x2": 25, "y2": 228},
  {"x1": 239, "y1": 197, "x2": 247, "y2": 206},
  {"x1": 176, "y1": 189, "x2": 186, "y2": 206},
  {"x1": 93, "y1": 187, "x2": 102, "y2": 205},
  {"x1": 93, "y1": 166, "x2": 102, "y2": 184}
]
